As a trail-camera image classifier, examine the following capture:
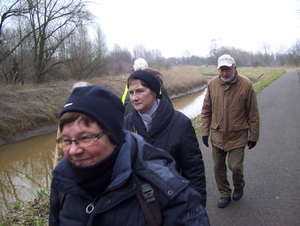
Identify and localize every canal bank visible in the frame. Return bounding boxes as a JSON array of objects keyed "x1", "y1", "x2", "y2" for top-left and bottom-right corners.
[{"x1": 0, "y1": 84, "x2": 208, "y2": 146}]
